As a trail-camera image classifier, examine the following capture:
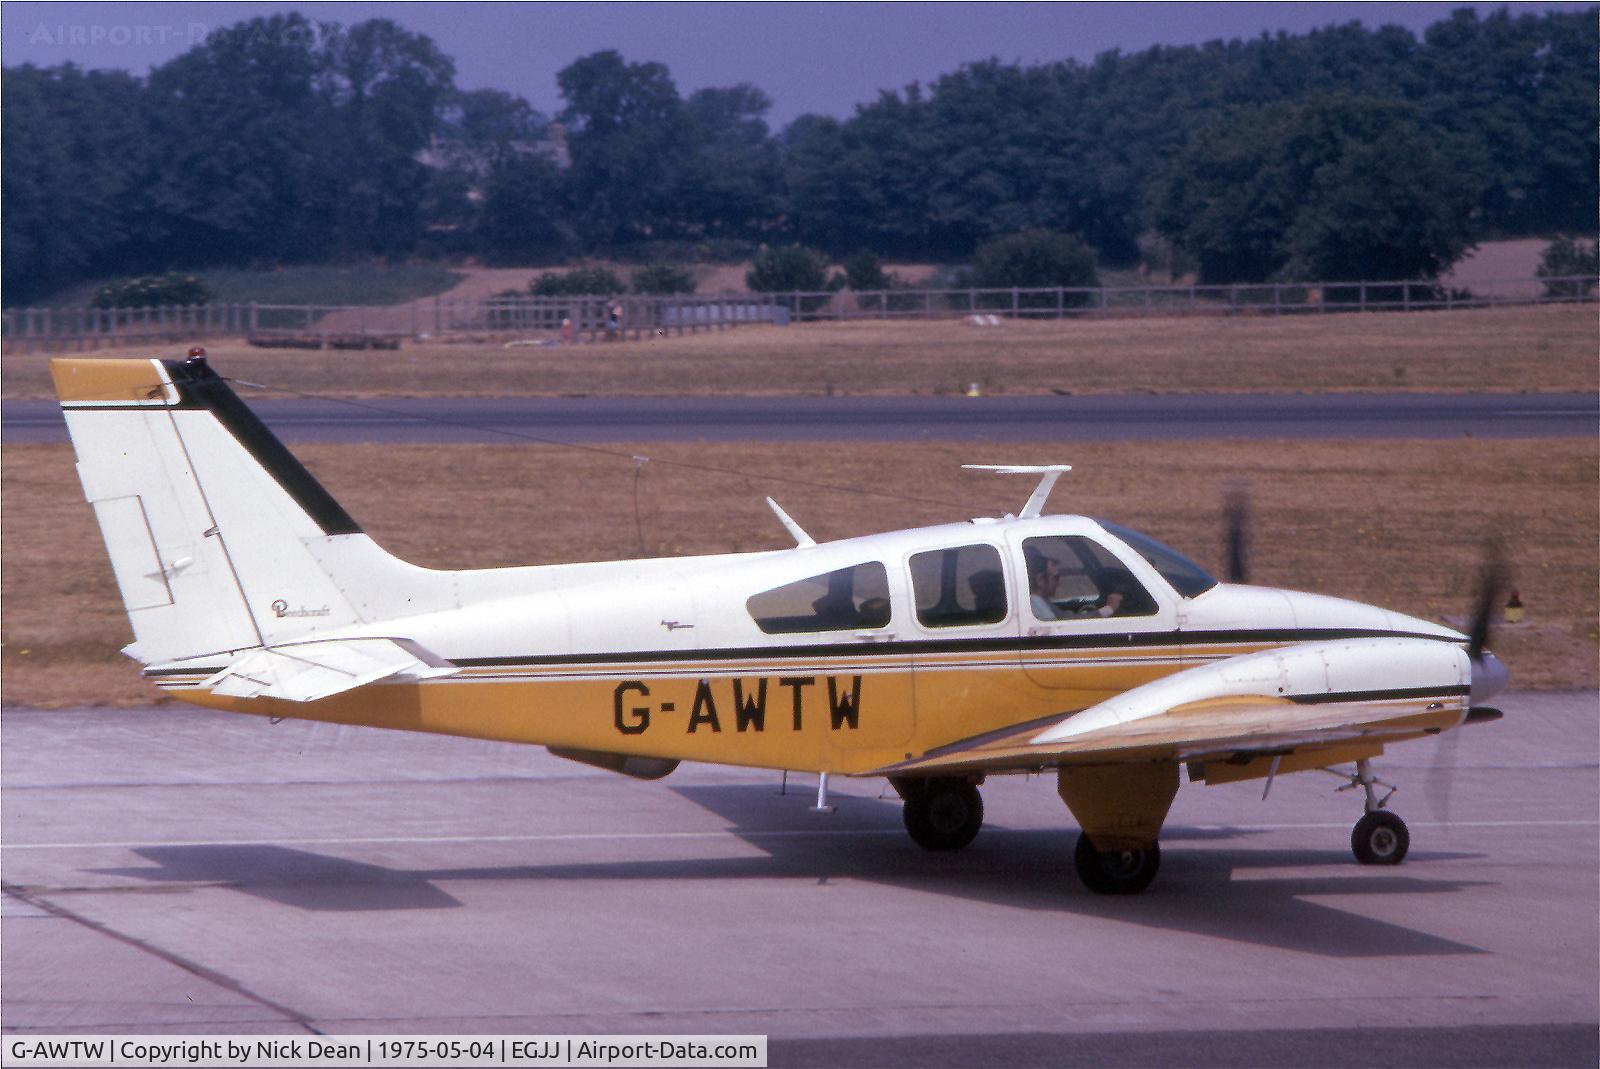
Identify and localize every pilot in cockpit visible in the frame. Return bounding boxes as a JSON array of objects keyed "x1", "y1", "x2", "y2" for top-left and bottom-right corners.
[{"x1": 1026, "y1": 545, "x2": 1123, "y2": 620}]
